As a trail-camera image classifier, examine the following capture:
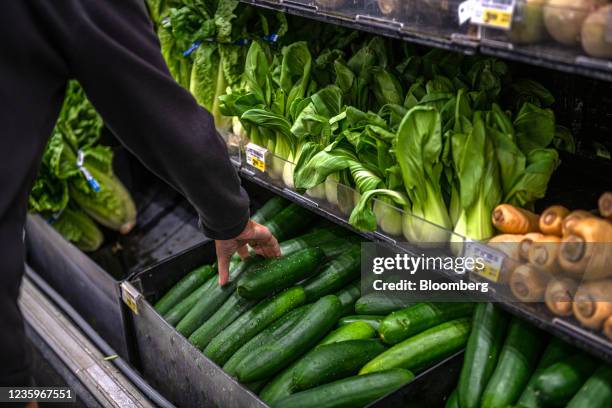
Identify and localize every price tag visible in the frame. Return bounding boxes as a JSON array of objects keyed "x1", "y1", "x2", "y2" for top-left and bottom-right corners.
[
  {"x1": 121, "y1": 283, "x2": 141, "y2": 315},
  {"x1": 470, "y1": 0, "x2": 516, "y2": 30},
  {"x1": 464, "y1": 241, "x2": 505, "y2": 282},
  {"x1": 246, "y1": 143, "x2": 267, "y2": 173}
]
